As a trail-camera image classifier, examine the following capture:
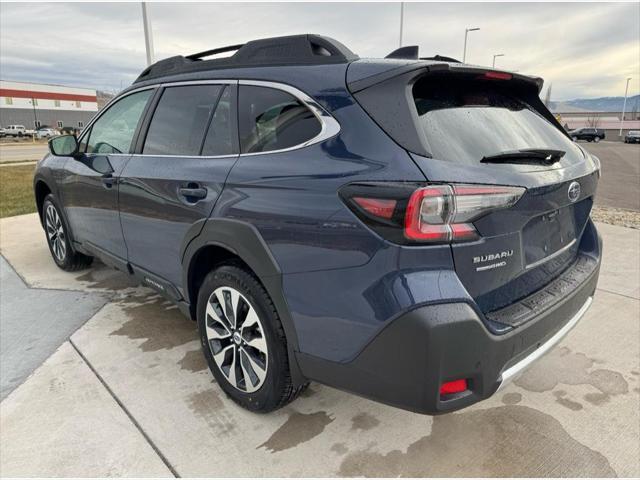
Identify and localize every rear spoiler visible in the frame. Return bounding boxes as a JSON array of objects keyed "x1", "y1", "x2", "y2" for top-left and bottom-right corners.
[{"x1": 348, "y1": 61, "x2": 544, "y2": 94}]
